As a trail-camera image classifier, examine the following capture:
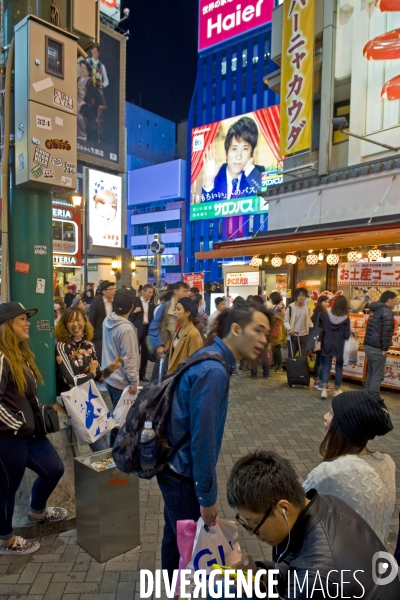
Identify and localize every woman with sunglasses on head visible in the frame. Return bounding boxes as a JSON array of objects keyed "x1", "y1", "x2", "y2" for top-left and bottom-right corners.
[
  {"x1": 55, "y1": 307, "x2": 122, "y2": 451},
  {"x1": 303, "y1": 390, "x2": 395, "y2": 545},
  {"x1": 0, "y1": 303, "x2": 67, "y2": 556}
]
